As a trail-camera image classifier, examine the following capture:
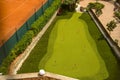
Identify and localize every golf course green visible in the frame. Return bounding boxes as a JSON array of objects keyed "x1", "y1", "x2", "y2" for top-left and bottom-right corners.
[{"x1": 39, "y1": 13, "x2": 108, "y2": 80}]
